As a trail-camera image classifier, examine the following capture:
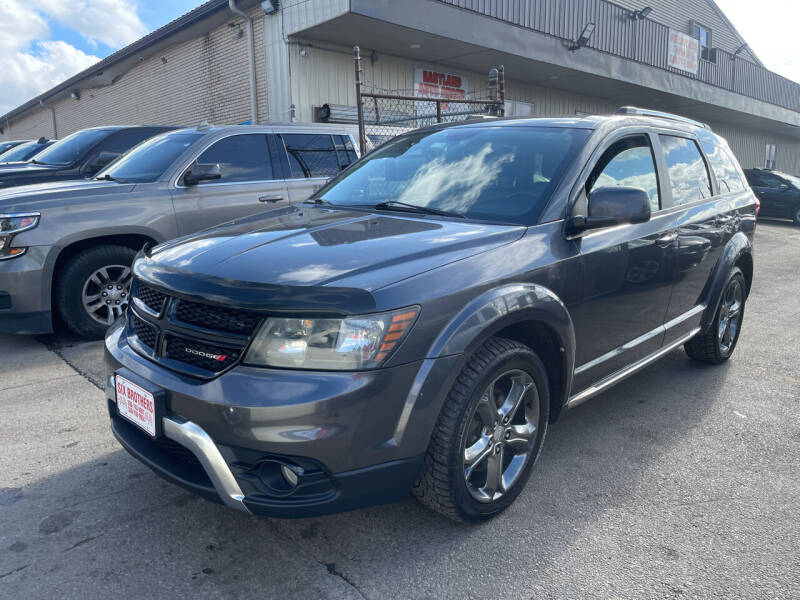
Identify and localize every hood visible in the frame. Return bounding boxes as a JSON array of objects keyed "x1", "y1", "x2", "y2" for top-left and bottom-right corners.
[
  {"x1": 0, "y1": 161, "x2": 40, "y2": 170},
  {"x1": 0, "y1": 179, "x2": 136, "y2": 211},
  {"x1": 137, "y1": 205, "x2": 524, "y2": 312},
  {"x1": 0, "y1": 162, "x2": 60, "y2": 177}
]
